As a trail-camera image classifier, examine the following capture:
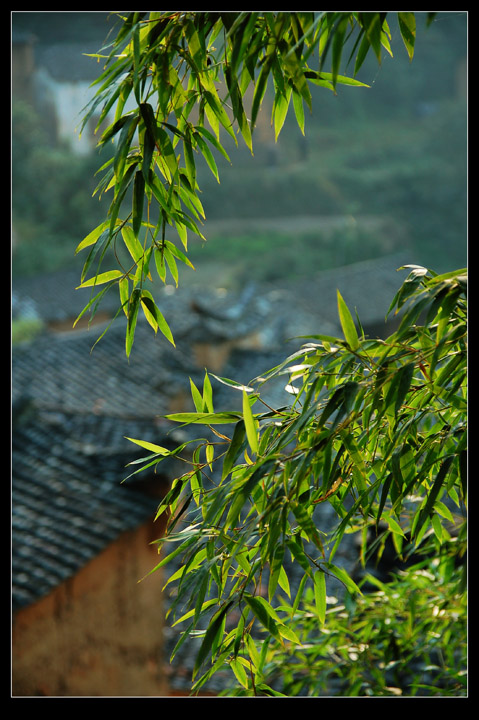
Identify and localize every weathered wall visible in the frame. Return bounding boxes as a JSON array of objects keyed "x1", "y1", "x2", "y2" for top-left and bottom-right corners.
[{"x1": 12, "y1": 524, "x2": 168, "y2": 697}]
